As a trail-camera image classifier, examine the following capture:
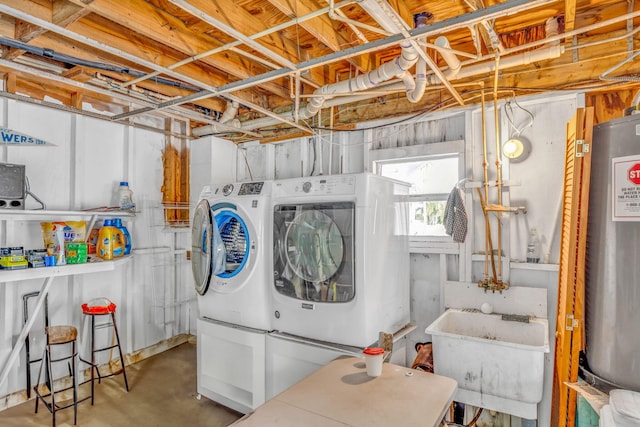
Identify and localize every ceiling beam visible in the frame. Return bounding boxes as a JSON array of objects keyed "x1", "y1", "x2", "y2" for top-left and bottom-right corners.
[
  {"x1": 62, "y1": 0, "x2": 293, "y2": 99},
  {"x1": 4, "y1": 0, "x2": 92, "y2": 60},
  {"x1": 109, "y1": 0, "x2": 558, "y2": 126},
  {"x1": 157, "y1": 0, "x2": 325, "y2": 85},
  {"x1": 266, "y1": 0, "x2": 371, "y2": 72},
  {"x1": 565, "y1": 0, "x2": 577, "y2": 32},
  {"x1": 0, "y1": 4, "x2": 294, "y2": 112}
]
